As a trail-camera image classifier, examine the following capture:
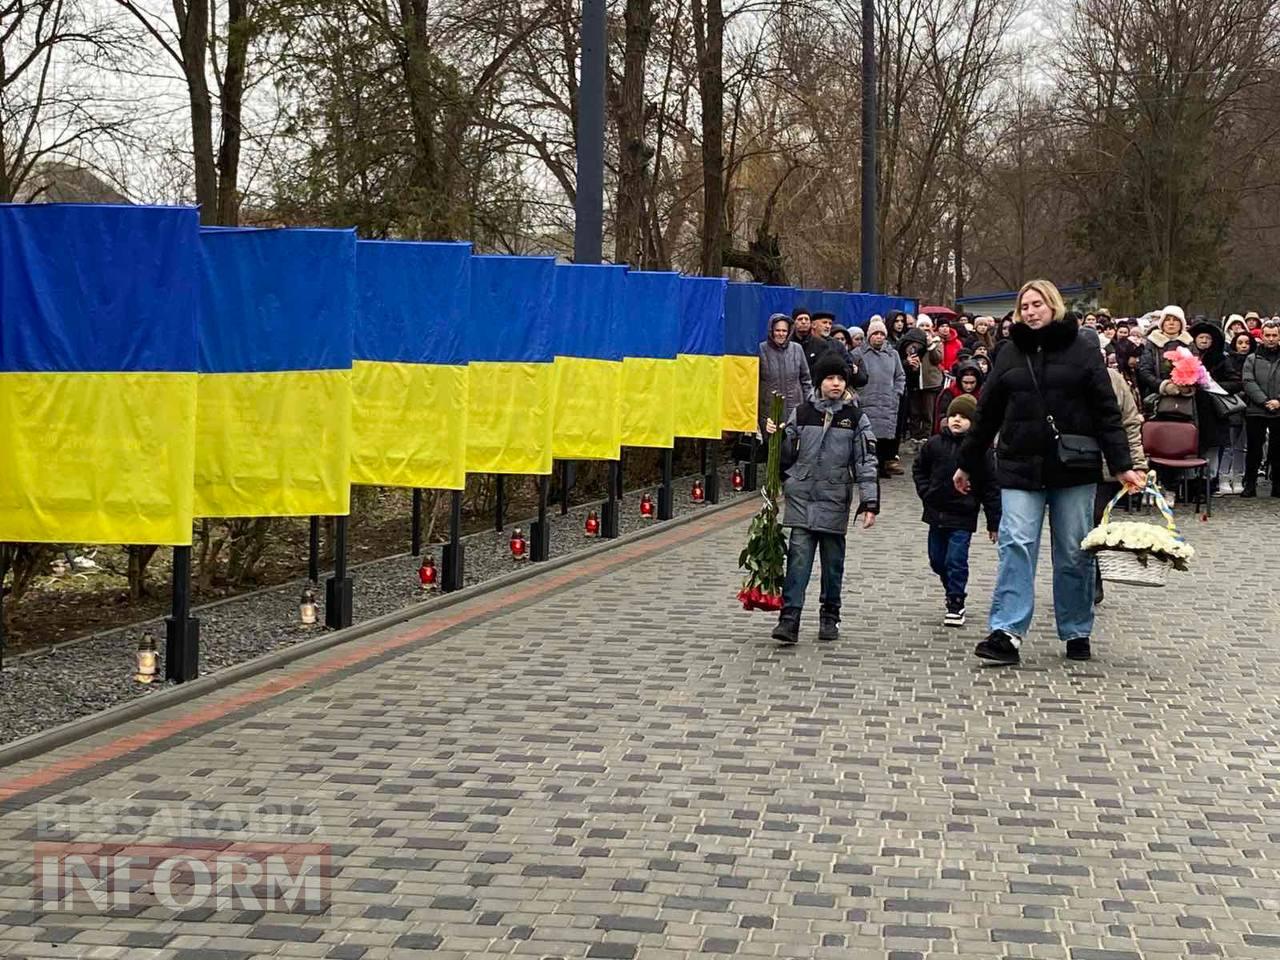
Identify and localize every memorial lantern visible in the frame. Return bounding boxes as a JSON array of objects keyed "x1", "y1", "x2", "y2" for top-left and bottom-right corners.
[
  {"x1": 691, "y1": 479, "x2": 705, "y2": 503},
  {"x1": 299, "y1": 585, "x2": 319, "y2": 625},
  {"x1": 731, "y1": 467, "x2": 744, "y2": 491},
  {"x1": 510, "y1": 527, "x2": 528, "y2": 560},
  {"x1": 135, "y1": 634, "x2": 158, "y2": 684},
  {"x1": 584, "y1": 511, "x2": 600, "y2": 537},
  {"x1": 418, "y1": 556, "x2": 439, "y2": 590},
  {"x1": 640, "y1": 493, "x2": 655, "y2": 519}
]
